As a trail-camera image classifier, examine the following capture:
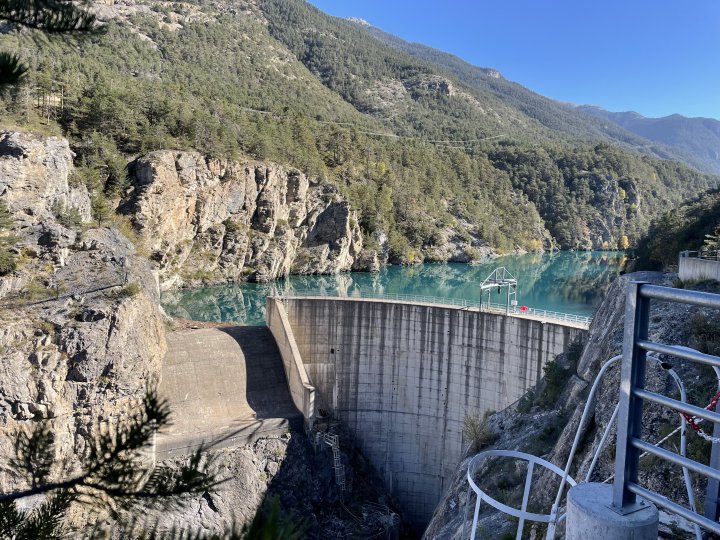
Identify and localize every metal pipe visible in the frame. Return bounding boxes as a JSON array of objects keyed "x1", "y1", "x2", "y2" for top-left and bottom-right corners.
[
  {"x1": 585, "y1": 403, "x2": 619, "y2": 483},
  {"x1": 627, "y1": 483, "x2": 720, "y2": 535},
  {"x1": 637, "y1": 340, "x2": 720, "y2": 369},
  {"x1": 639, "y1": 283, "x2": 720, "y2": 308},
  {"x1": 614, "y1": 280, "x2": 650, "y2": 509},
  {"x1": 633, "y1": 388, "x2": 720, "y2": 425},
  {"x1": 630, "y1": 438, "x2": 720, "y2": 482},
  {"x1": 546, "y1": 355, "x2": 623, "y2": 540}
]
